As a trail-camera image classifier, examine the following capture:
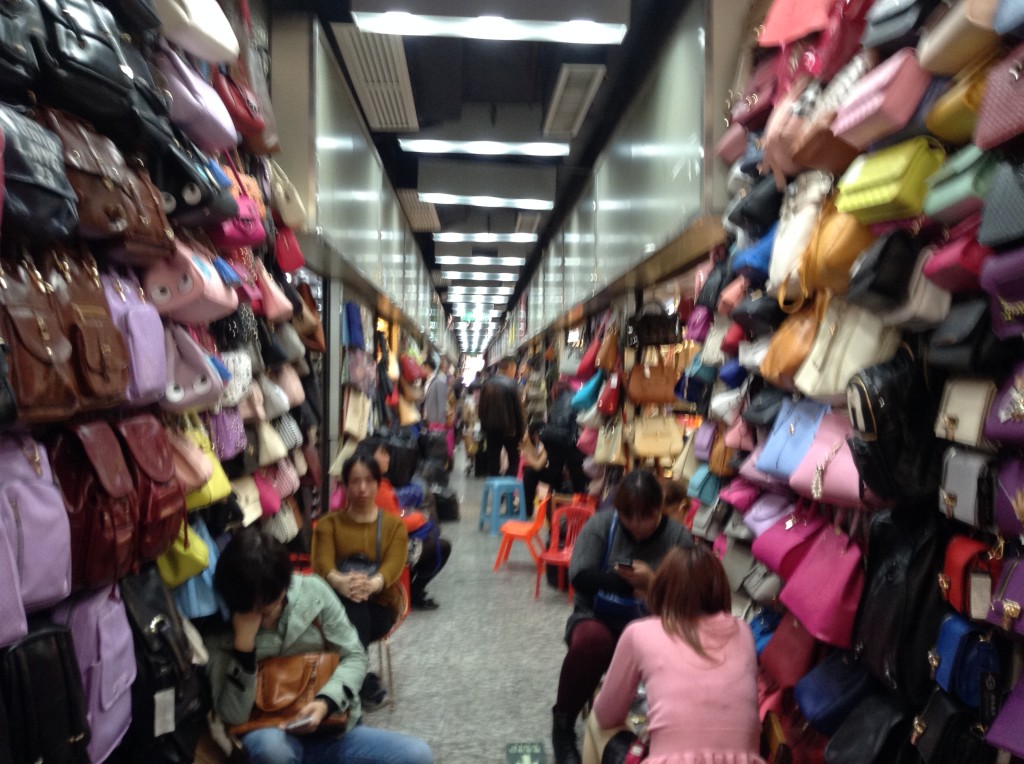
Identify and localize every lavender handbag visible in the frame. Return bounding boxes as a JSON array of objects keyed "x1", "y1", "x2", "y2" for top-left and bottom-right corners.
[
  {"x1": 756, "y1": 397, "x2": 828, "y2": 479},
  {"x1": 739, "y1": 443, "x2": 789, "y2": 491},
  {"x1": 685, "y1": 305, "x2": 713, "y2": 342},
  {"x1": 208, "y1": 407, "x2": 246, "y2": 461},
  {"x1": 102, "y1": 267, "x2": 167, "y2": 404},
  {"x1": 984, "y1": 363, "x2": 1024, "y2": 445},
  {"x1": 988, "y1": 555, "x2": 1024, "y2": 635},
  {"x1": 742, "y1": 493, "x2": 794, "y2": 537},
  {"x1": 693, "y1": 420, "x2": 718, "y2": 461},
  {"x1": 995, "y1": 458, "x2": 1024, "y2": 536},
  {"x1": 153, "y1": 44, "x2": 237, "y2": 153},
  {"x1": 986, "y1": 673, "x2": 1024, "y2": 756},
  {"x1": 160, "y1": 325, "x2": 225, "y2": 414},
  {"x1": 980, "y1": 246, "x2": 1024, "y2": 339}
]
